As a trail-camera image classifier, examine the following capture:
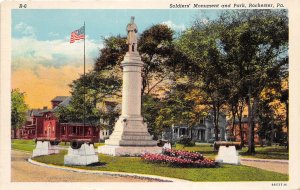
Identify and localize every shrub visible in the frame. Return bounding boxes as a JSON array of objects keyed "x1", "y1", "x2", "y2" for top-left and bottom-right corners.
[{"x1": 178, "y1": 136, "x2": 195, "y2": 146}]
